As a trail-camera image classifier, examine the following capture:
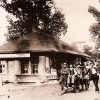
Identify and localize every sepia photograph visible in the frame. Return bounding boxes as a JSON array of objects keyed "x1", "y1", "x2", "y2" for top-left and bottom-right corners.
[{"x1": 0, "y1": 0, "x2": 100, "y2": 100}]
